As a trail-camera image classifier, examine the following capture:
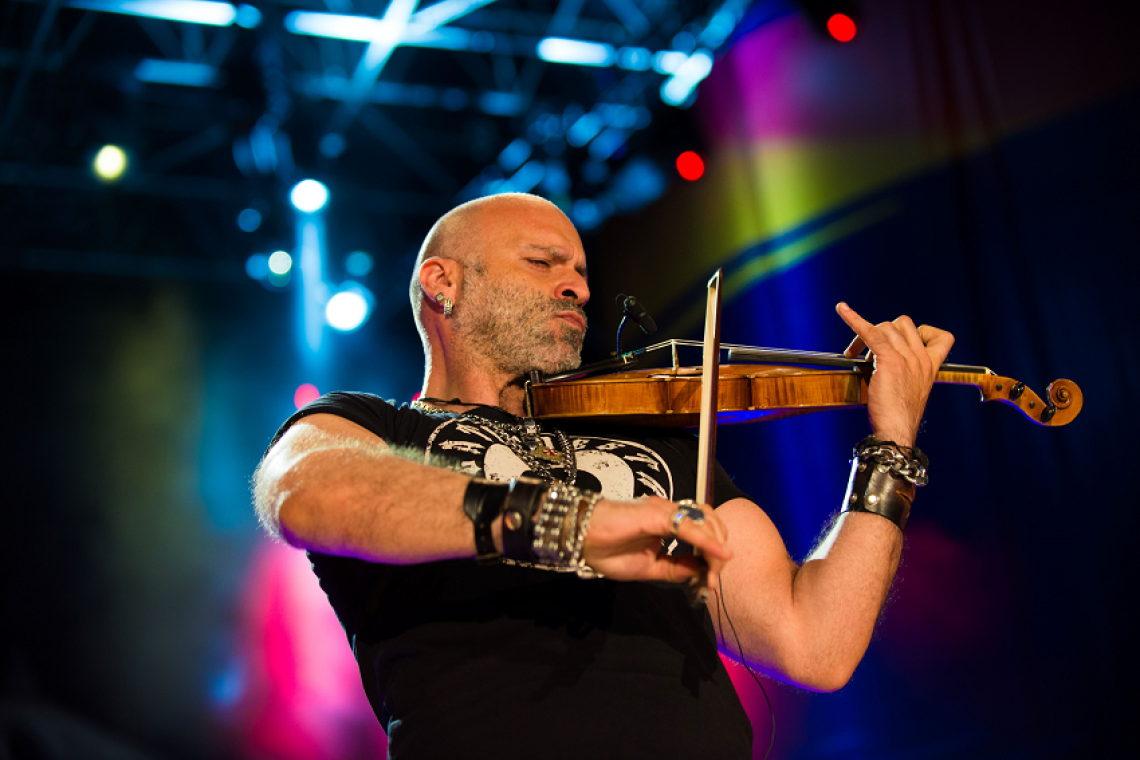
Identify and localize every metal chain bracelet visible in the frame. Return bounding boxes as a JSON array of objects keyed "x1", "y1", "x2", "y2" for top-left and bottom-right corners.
[{"x1": 853, "y1": 436, "x2": 929, "y2": 486}]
